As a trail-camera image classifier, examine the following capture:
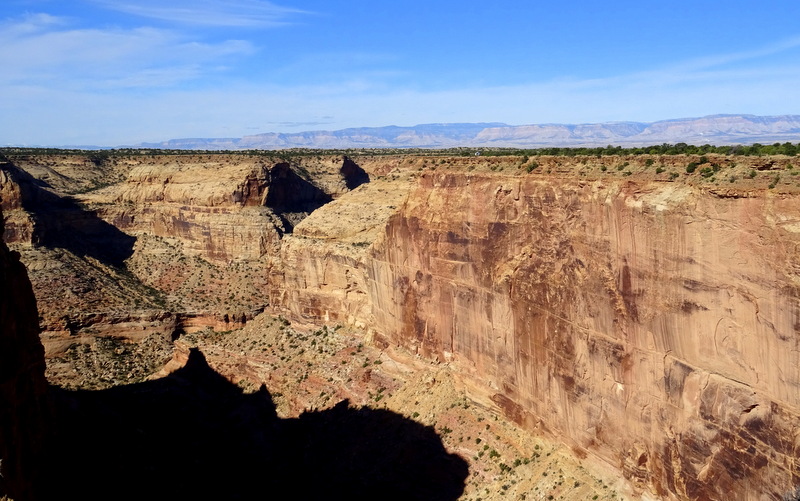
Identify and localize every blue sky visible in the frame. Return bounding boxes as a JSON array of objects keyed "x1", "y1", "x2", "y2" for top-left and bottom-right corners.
[{"x1": 2, "y1": 0, "x2": 800, "y2": 146}]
